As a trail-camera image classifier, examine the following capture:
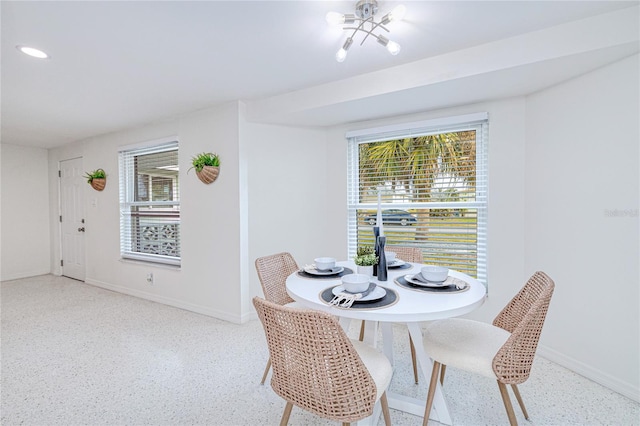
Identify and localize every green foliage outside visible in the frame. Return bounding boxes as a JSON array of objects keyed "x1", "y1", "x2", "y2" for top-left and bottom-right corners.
[{"x1": 357, "y1": 131, "x2": 479, "y2": 276}]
